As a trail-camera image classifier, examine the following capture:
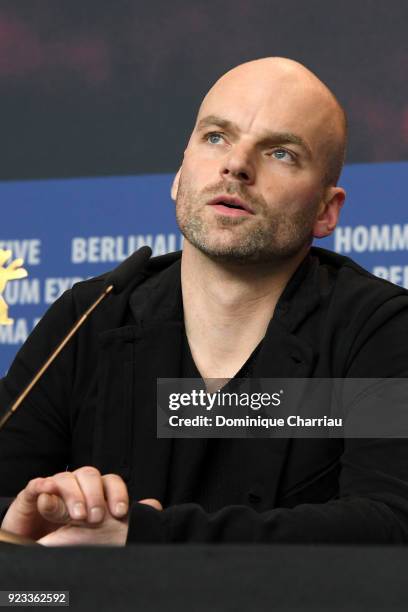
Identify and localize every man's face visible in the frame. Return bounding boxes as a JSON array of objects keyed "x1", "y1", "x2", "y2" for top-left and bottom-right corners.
[{"x1": 173, "y1": 64, "x2": 344, "y2": 265}]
